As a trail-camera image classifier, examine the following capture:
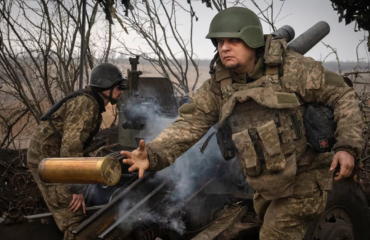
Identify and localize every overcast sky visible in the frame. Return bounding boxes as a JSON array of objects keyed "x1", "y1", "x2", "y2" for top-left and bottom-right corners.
[
  {"x1": 11, "y1": 1, "x2": 369, "y2": 63},
  {"x1": 120, "y1": 0, "x2": 369, "y2": 63},
  {"x1": 194, "y1": 0, "x2": 369, "y2": 62}
]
